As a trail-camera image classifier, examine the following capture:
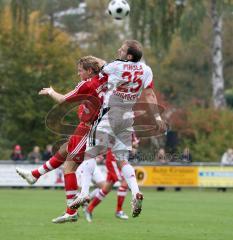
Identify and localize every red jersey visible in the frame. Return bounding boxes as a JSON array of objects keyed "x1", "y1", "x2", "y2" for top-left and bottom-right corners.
[{"x1": 64, "y1": 74, "x2": 108, "y2": 123}]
